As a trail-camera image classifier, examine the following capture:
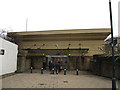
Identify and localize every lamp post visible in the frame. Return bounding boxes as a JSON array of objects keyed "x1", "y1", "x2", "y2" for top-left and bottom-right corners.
[{"x1": 109, "y1": 0, "x2": 116, "y2": 90}]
